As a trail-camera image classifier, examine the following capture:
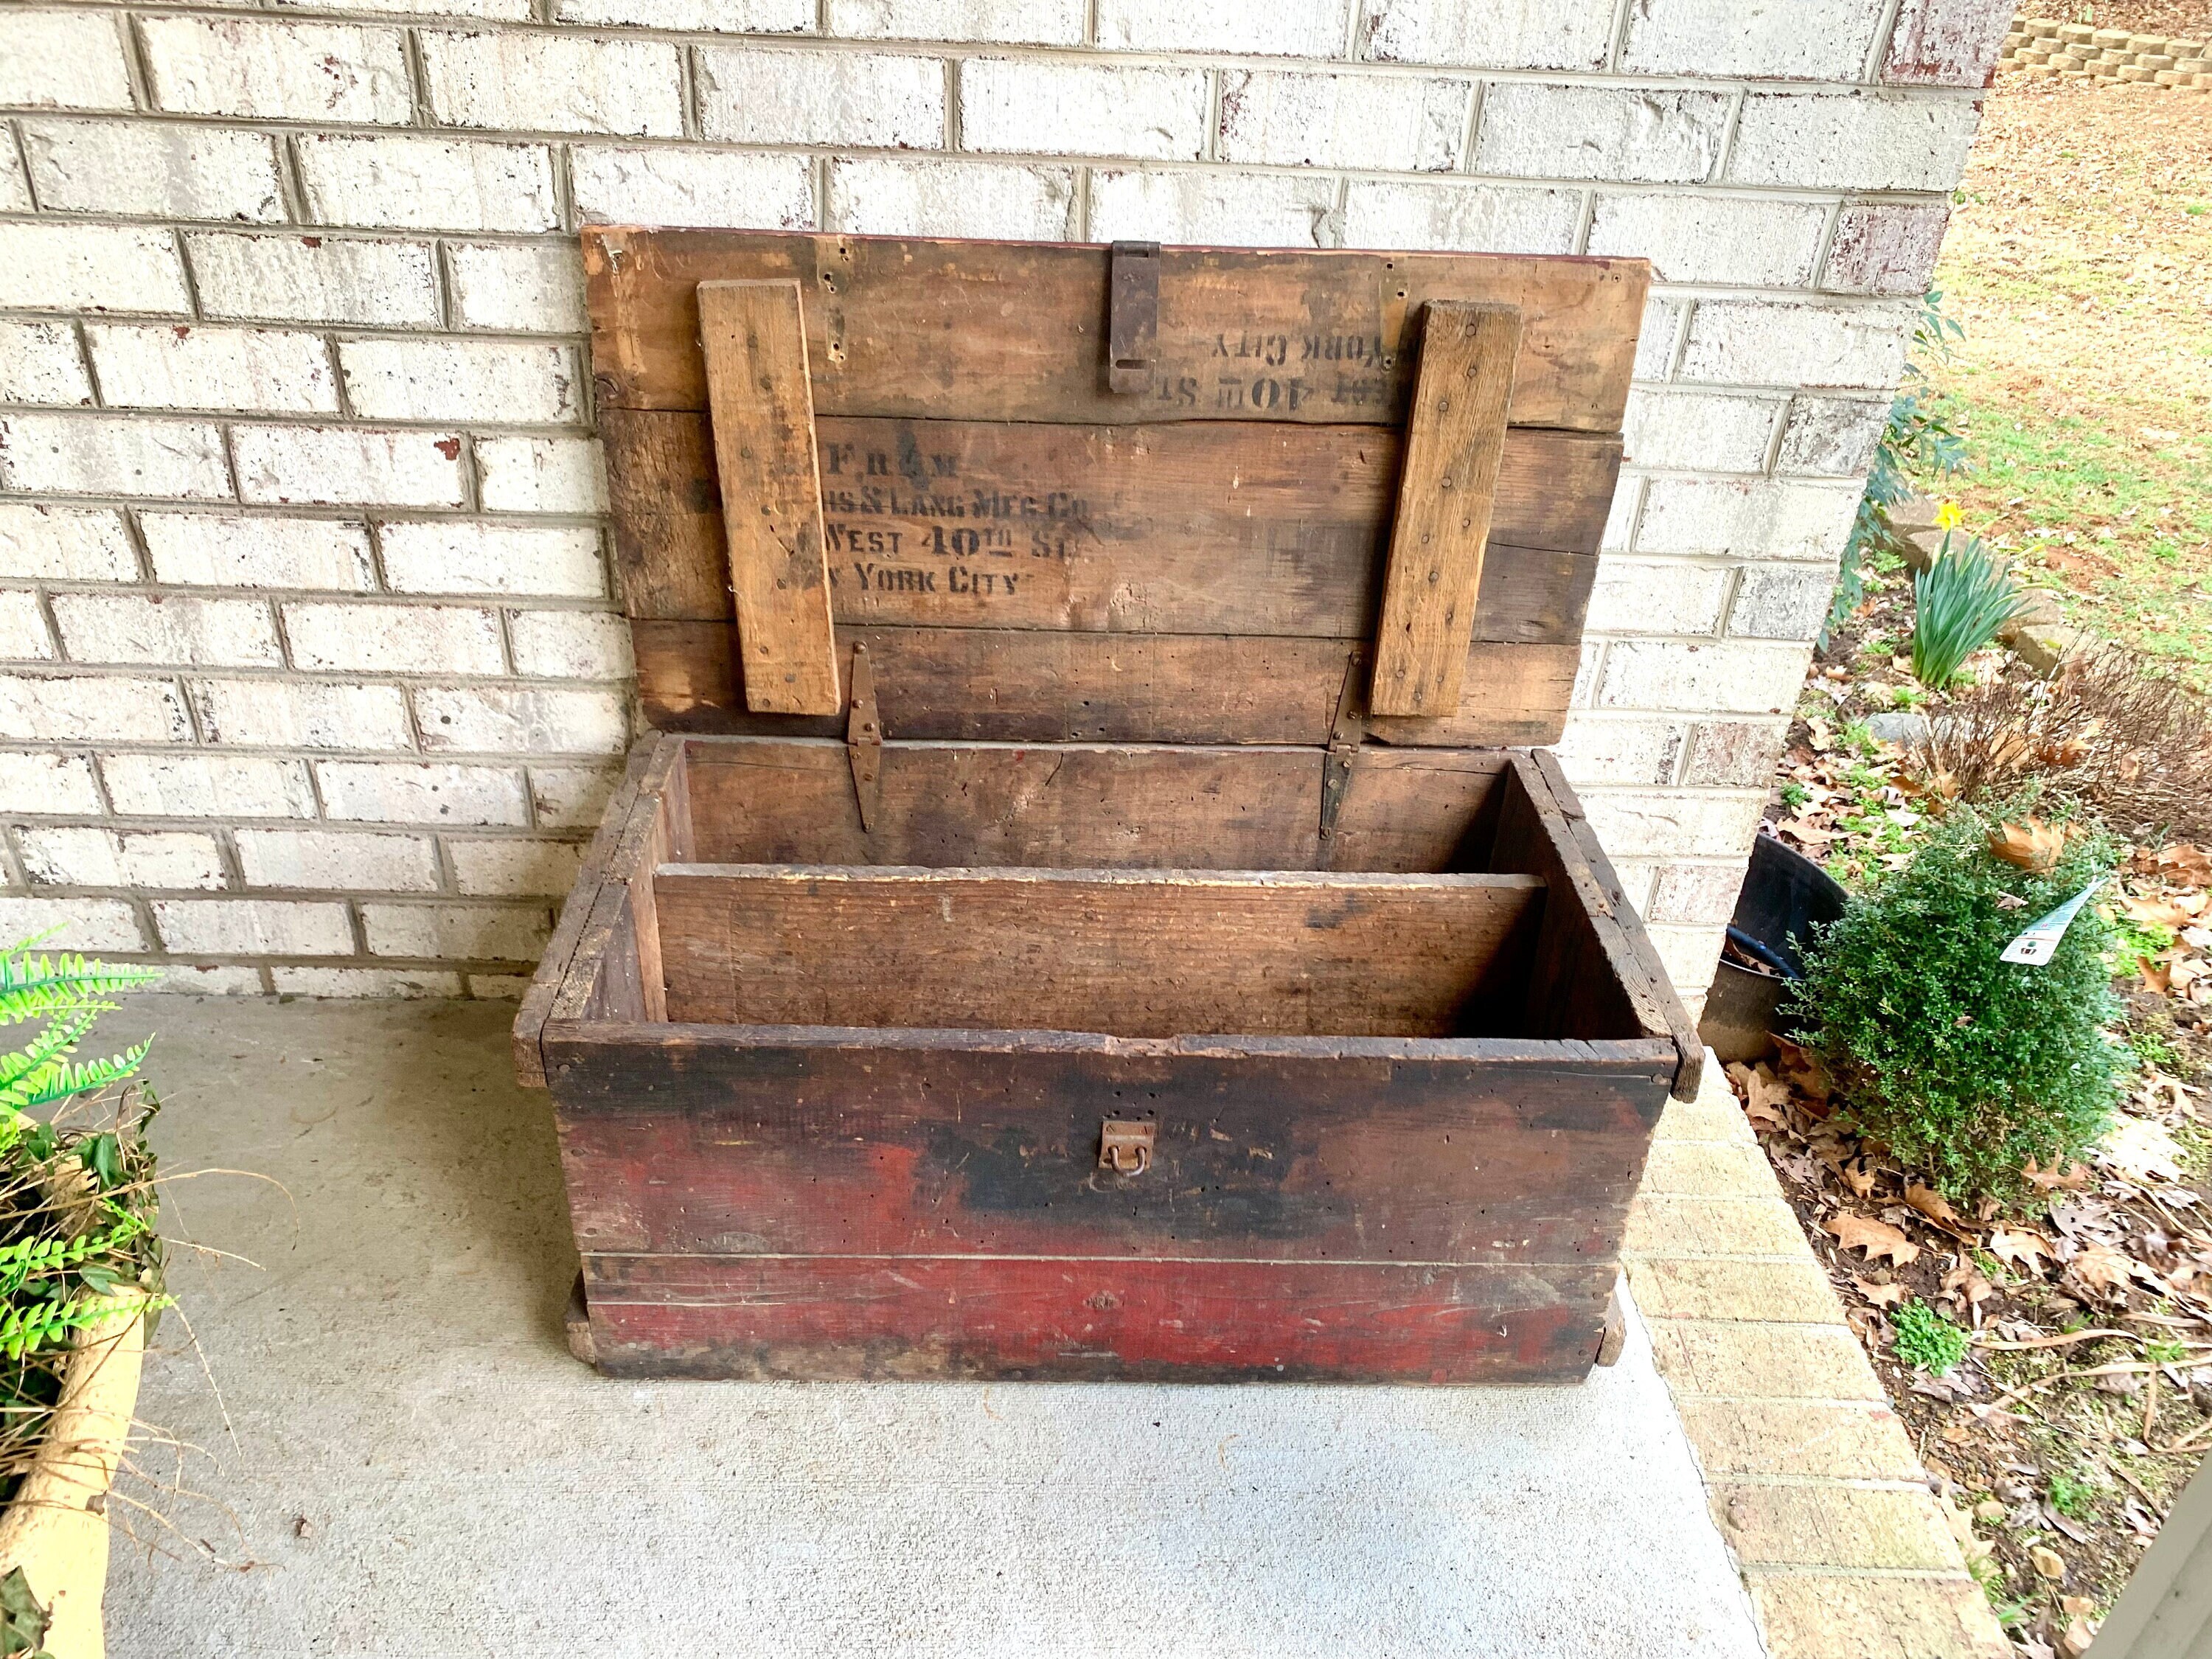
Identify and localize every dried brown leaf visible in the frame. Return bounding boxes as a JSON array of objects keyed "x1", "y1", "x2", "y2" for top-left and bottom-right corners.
[
  {"x1": 1855, "y1": 1276, "x2": 1909, "y2": 1308},
  {"x1": 2031, "y1": 1543, "x2": 2067, "y2": 1582},
  {"x1": 2098, "y1": 1116, "x2": 2186, "y2": 1184},
  {"x1": 1728, "y1": 1062, "x2": 1790, "y2": 1130},
  {"x1": 1989, "y1": 818, "x2": 2067, "y2": 873},
  {"x1": 2067, "y1": 1245, "x2": 2135, "y2": 1301},
  {"x1": 2024, "y1": 1158, "x2": 2093, "y2": 1192},
  {"x1": 1941, "y1": 1259, "x2": 1995, "y2": 1306},
  {"x1": 1989, "y1": 1229, "x2": 2055, "y2": 1274},
  {"x1": 1905, "y1": 1183, "x2": 1966, "y2": 1231},
  {"x1": 1827, "y1": 1212, "x2": 1921, "y2": 1267}
]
